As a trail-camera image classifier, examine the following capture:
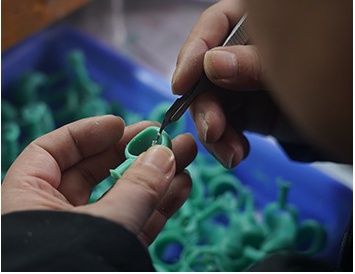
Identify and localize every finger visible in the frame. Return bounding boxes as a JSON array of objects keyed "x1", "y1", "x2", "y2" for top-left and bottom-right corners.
[
  {"x1": 189, "y1": 90, "x2": 227, "y2": 144},
  {"x1": 5, "y1": 115, "x2": 125, "y2": 190},
  {"x1": 76, "y1": 145, "x2": 176, "y2": 234},
  {"x1": 34, "y1": 115, "x2": 124, "y2": 172},
  {"x1": 203, "y1": 124, "x2": 250, "y2": 168},
  {"x1": 58, "y1": 120, "x2": 158, "y2": 205},
  {"x1": 137, "y1": 171, "x2": 192, "y2": 247},
  {"x1": 114, "y1": 121, "x2": 159, "y2": 155},
  {"x1": 204, "y1": 45, "x2": 263, "y2": 90},
  {"x1": 62, "y1": 131, "x2": 197, "y2": 206},
  {"x1": 171, "y1": 133, "x2": 198, "y2": 173},
  {"x1": 58, "y1": 148, "x2": 121, "y2": 206},
  {"x1": 172, "y1": 0, "x2": 245, "y2": 94},
  {"x1": 189, "y1": 90, "x2": 249, "y2": 167}
]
